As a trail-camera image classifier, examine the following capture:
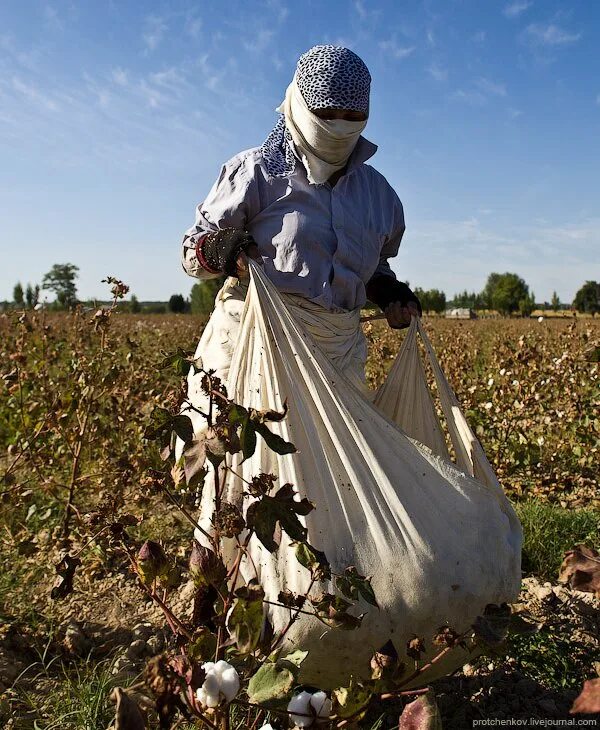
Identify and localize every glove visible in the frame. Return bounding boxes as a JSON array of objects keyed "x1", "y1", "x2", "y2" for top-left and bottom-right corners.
[
  {"x1": 196, "y1": 228, "x2": 256, "y2": 277},
  {"x1": 365, "y1": 275, "x2": 423, "y2": 315}
]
